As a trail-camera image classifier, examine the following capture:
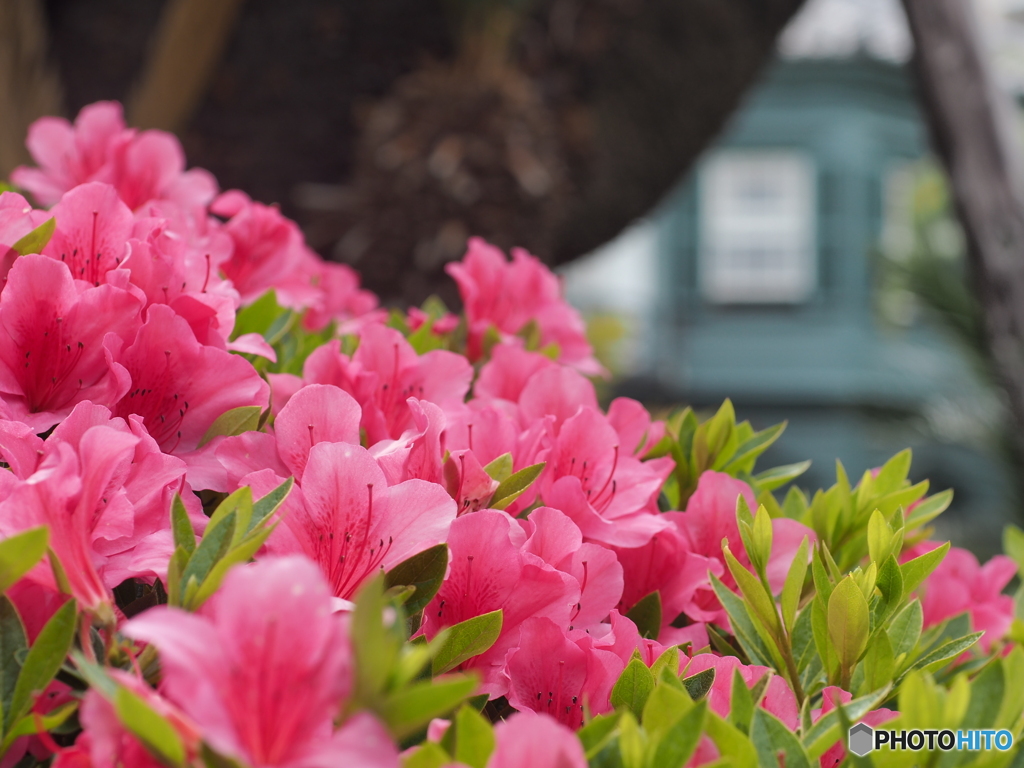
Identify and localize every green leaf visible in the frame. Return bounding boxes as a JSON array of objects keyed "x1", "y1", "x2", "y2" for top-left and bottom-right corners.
[
  {"x1": 179, "y1": 510, "x2": 236, "y2": 598},
  {"x1": 650, "y1": 647, "x2": 680, "y2": 680},
  {"x1": 452, "y1": 704, "x2": 494, "y2": 768},
  {"x1": 0, "y1": 596, "x2": 28, "y2": 731},
  {"x1": 730, "y1": 668, "x2": 755, "y2": 733},
  {"x1": 352, "y1": 575, "x2": 401, "y2": 700},
  {"x1": 114, "y1": 686, "x2": 186, "y2": 767},
  {"x1": 748, "y1": 505, "x2": 773, "y2": 577},
  {"x1": 232, "y1": 290, "x2": 288, "y2": 339},
  {"x1": 872, "y1": 449, "x2": 911, "y2": 496},
  {"x1": 190, "y1": 525, "x2": 275, "y2": 608},
  {"x1": 827, "y1": 576, "x2": 869, "y2": 680},
  {"x1": 0, "y1": 527, "x2": 49, "y2": 594},
  {"x1": 170, "y1": 495, "x2": 196, "y2": 556},
  {"x1": 579, "y1": 712, "x2": 622, "y2": 757},
  {"x1": 752, "y1": 461, "x2": 812, "y2": 493},
  {"x1": 482, "y1": 453, "x2": 513, "y2": 483},
  {"x1": 650, "y1": 700, "x2": 707, "y2": 768},
  {"x1": 4, "y1": 700, "x2": 77, "y2": 744},
  {"x1": 903, "y1": 489, "x2": 952, "y2": 529},
  {"x1": 488, "y1": 463, "x2": 545, "y2": 510},
  {"x1": 8, "y1": 599, "x2": 76, "y2": 731},
  {"x1": 723, "y1": 546, "x2": 780, "y2": 636},
  {"x1": 625, "y1": 592, "x2": 662, "y2": 640},
  {"x1": 385, "y1": 544, "x2": 448, "y2": 616},
  {"x1": 722, "y1": 422, "x2": 787, "y2": 474},
  {"x1": 250, "y1": 477, "x2": 294, "y2": 533},
  {"x1": 887, "y1": 599, "x2": 923, "y2": 659},
  {"x1": 431, "y1": 610, "x2": 503, "y2": 676},
  {"x1": 706, "y1": 712, "x2": 758, "y2": 768},
  {"x1": 1005, "y1": 525, "x2": 1024, "y2": 576},
  {"x1": 866, "y1": 509, "x2": 891, "y2": 564},
  {"x1": 379, "y1": 675, "x2": 479, "y2": 740},
  {"x1": 900, "y1": 541, "x2": 949, "y2": 595},
  {"x1": 681, "y1": 667, "x2": 715, "y2": 701},
  {"x1": 900, "y1": 632, "x2": 983, "y2": 679},
  {"x1": 207, "y1": 488, "x2": 253, "y2": 541},
  {"x1": 862, "y1": 633, "x2": 895, "y2": 693},
  {"x1": 611, "y1": 658, "x2": 655, "y2": 718},
  {"x1": 801, "y1": 688, "x2": 890, "y2": 760},
  {"x1": 404, "y1": 742, "x2": 452, "y2": 768},
  {"x1": 709, "y1": 574, "x2": 776, "y2": 667},
  {"x1": 11, "y1": 217, "x2": 55, "y2": 256},
  {"x1": 750, "y1": 707, "x2": 812, "y2": 768},
  {"x1": 780, "y1": 536, "x2": 809, "y2": 633},
  {"x1": 198, "y1": 406, "x2": 262, "y2": 448}
]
